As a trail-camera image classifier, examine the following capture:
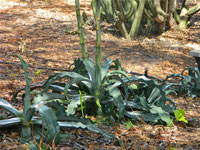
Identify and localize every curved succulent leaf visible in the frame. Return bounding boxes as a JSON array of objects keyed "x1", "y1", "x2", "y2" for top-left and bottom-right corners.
[
  {"x1": 43, "y1": 72, "x2": 88, "y2": 92},
  {"x1": 49, "y1": 83, "x2": 65, "y2": 92},
  {"x1": 0, "y1": 117, "x2": 22, "y2": 128},
  {"x1": 66, "y1": 99, "x2": 81, "y2": 116},
  {"x1": 194, "y1": 67, "x2": 200, "y2": 79},
  {"x1": 181, "y1": 67, "x2": 193, "y2": 76},
  {"x1": 162, "y1": 83, "x2": 177, "y2": 91},
  {"x1": 32, "y1": 119, "x2": 113, "y2": 139},
  {"x1": 125, "y1": 101, "x2": 147, "y2": 111},
  {"x1": 83, "y1": 59, "x2": 95, "y2": 81},
  {"x1": 146, "y1": 0, "x2": 157, "y2": 17},
  {"x1": 147, "y1": 88, "x2": 160, "y2": 103},
  {"x1": 126, "y1": 76, "x2": 158, "y2": 86},
  {"x1": 64, "y1": 78, "x2": 92, "y2": 98},
  {"x1": 139, "y1": 95, "x2": 149, "y2": 109},
  {"x1": 109, "y1": 87, "x2": 125, "y2": 119},
  {"x1": 46, "y1": 101, "x2": 66, "y2": 117},
  {"x1": 108, "y1": 74, "x2": 129, "y2": 100},
  {"x1": 57, "y1": 122, "x2": 114, "y2": 139},
  {"x1": 125, "y1": 111, "x2": 160, "y2": 123},
  {"x1": 12, "y1": 55, "x2": 32, "y2": 114},
  {"x1": 69, "y1": 58, "x2": 87, "y2": 75},
  {"x1": 164, "y1": 73, "x2": 183, "y2": 82},
  {"x1": 101, "y1": 59, "x2": 112, "y2": 79},
  {"x1": 57, "y1": 115, "x2": 93, "y2": 125},
  {"x1": 107, "y1": 70, "x2": 130, "y2": 80},
  {"x1": 150, "y1": 105, "x2": 173, "y2": 126},
  {"x1": 26, "y1": 103, "x2": 60, "y2": 144},
  {"x1": 0, "y1": 97, "x2": 22, "y2": 117},
  {"x1": 165, "y1": 89, "x2": 177, "y2": 96},
  {"x1": 33, "y1": 92, "x2": 65, "y2": 103}
]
